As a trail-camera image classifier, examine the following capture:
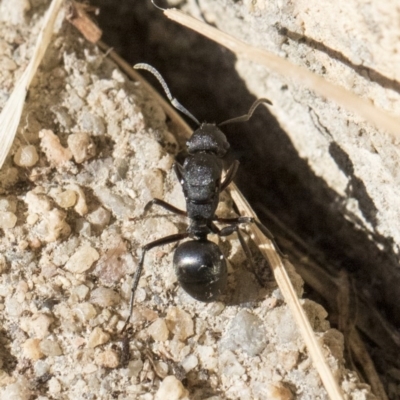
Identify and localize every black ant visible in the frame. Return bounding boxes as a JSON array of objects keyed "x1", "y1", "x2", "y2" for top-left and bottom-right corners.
[{"x1": 122, "y1": 64, "x2": 285, "y2": 332}]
